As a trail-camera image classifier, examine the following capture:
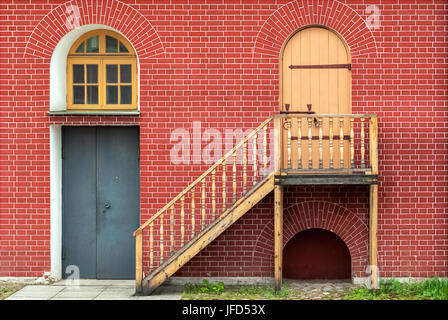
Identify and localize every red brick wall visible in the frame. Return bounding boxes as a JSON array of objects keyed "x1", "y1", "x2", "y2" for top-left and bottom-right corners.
[{"x1": 1, "y1": 0, "x2": 447, "y2": 278}]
